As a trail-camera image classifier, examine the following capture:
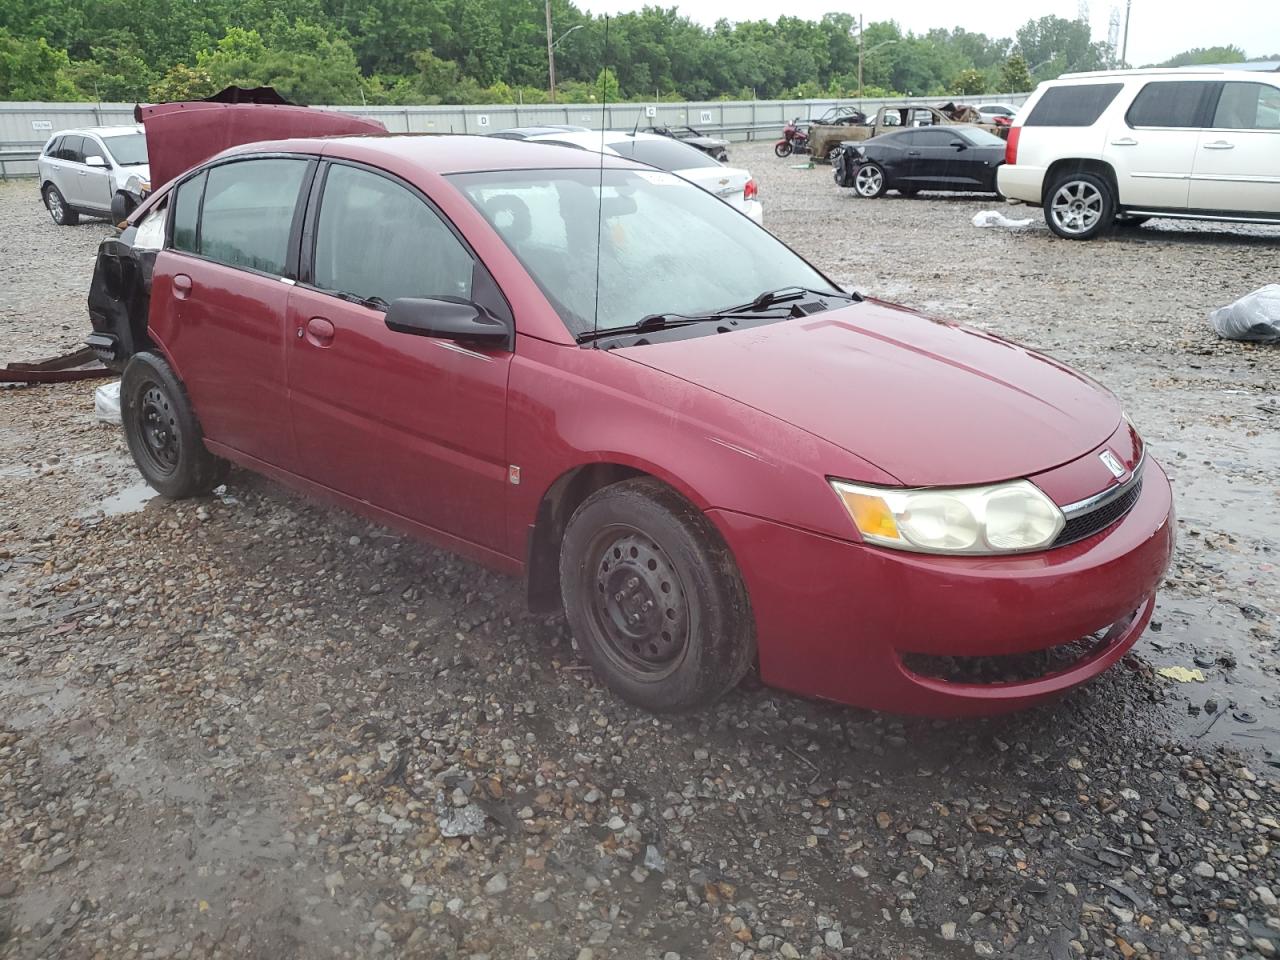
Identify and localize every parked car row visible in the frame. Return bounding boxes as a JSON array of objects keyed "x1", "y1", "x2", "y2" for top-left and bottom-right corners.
[
  {"x1": 826, "y1": 68, "x2": 1280, "y2": 240},
  {"x1": 78, "y1": 88, "x2": 1175, "y2": 719}
]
